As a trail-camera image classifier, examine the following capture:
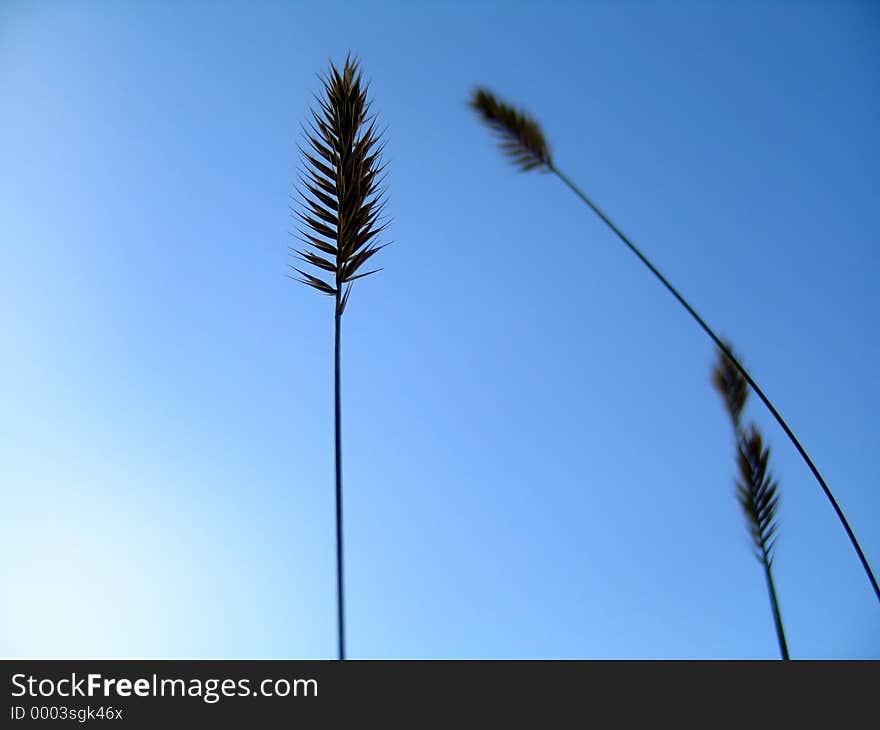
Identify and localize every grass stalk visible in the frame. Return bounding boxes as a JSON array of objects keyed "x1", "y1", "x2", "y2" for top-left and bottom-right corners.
[
  {"x1": 716, "y1": 346, "x2": 790, "y2": 659},
  {"x1": 470, "y1": 87, "x2": 879, "y2": 604},
  {"x1": 334, "y1": 302, "x2": 345, "y2": 659},
  {"x1": 291, "y1": 55, "x2": 390, "y2": 659},
  {"x1": 763, "y1": 559, "x2": 789, "y2": 660}
]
